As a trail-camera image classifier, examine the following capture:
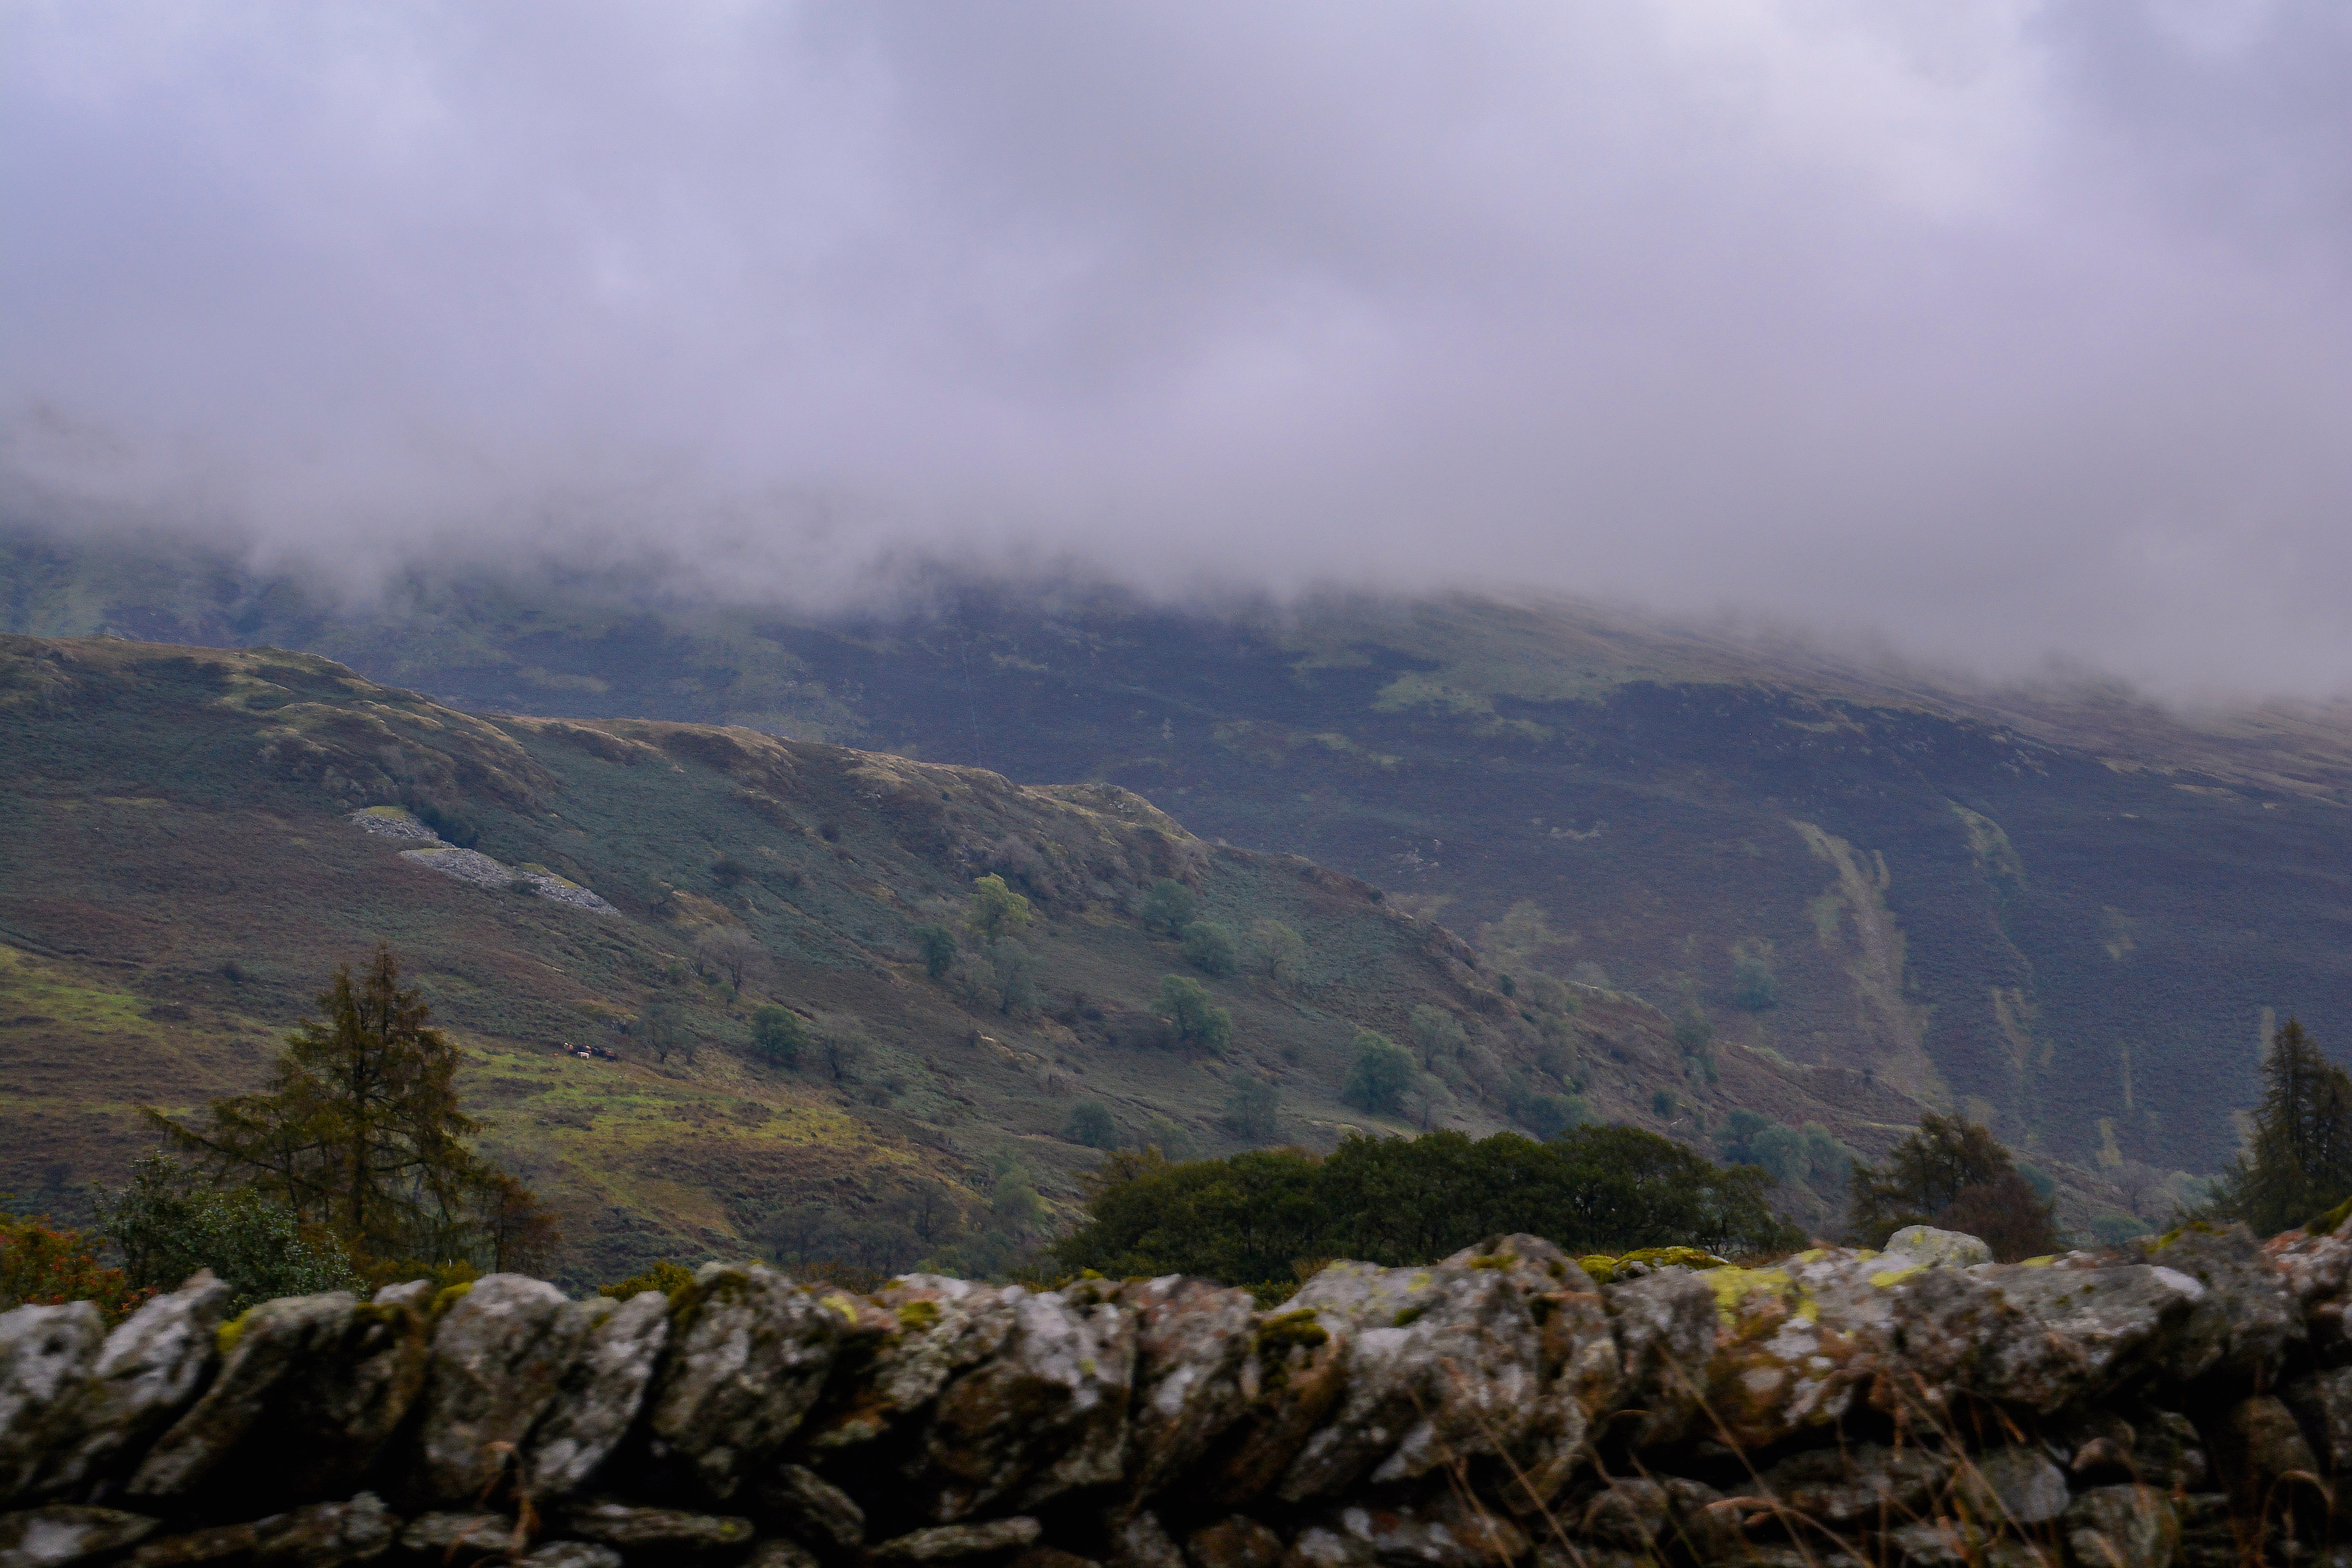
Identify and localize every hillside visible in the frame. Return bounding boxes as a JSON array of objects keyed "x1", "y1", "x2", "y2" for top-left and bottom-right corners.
[{"x1": 0, "y1": 632, "x2": 2024, "y2": 1285}]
